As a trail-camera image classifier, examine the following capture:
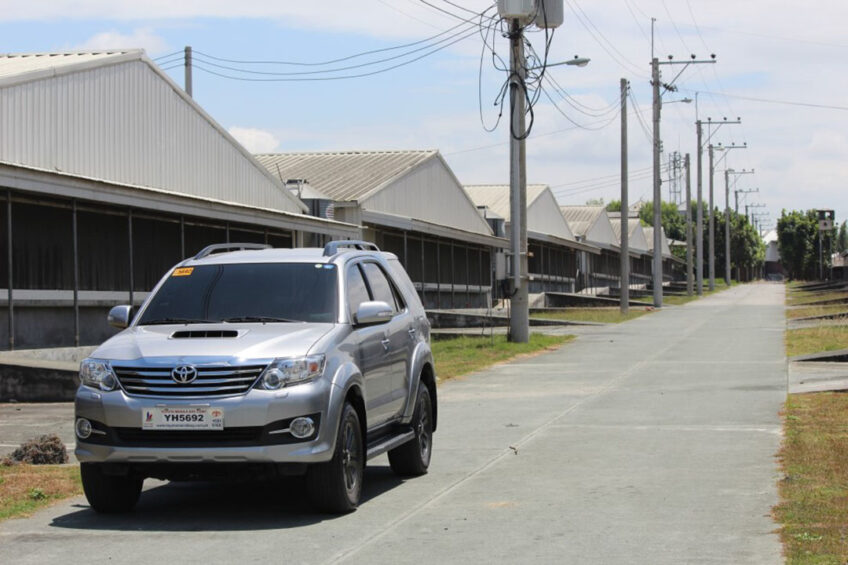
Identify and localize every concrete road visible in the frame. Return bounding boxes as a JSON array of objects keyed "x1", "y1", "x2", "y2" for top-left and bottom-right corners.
[{"x1": 0, "y1": 282, "x2": 786, "y2": 564}]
